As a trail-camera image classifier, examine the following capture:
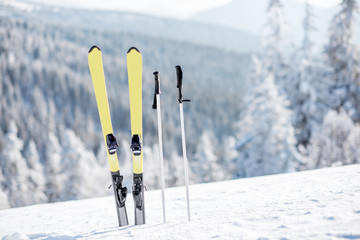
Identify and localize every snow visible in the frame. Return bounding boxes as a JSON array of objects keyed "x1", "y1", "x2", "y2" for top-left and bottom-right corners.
[{"x1": 1, "y1": 164, "x2": 360, "y2": 239}]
